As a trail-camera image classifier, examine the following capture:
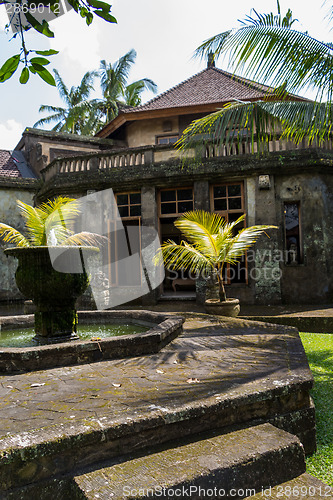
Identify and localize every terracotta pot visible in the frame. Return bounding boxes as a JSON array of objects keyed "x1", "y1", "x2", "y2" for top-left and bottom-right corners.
[
  {"x1": 204, "y1": 298, "x2": 240, "y2": 317},
  {"x1": 5, "y1": 246, "x2": 98, "y2": 341}
]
